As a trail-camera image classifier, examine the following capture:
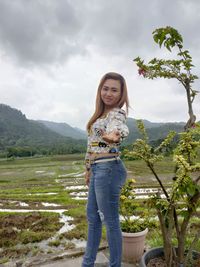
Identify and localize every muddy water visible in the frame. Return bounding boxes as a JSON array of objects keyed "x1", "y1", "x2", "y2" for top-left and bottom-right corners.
[
  {"x1": 0, "y1": 169, "x2": 88, "y2": 254},
  {"x1": 0, "y1": 169, "x2": 167, "y2": 265},
  {"x1": 0, "y1": 208, "x2": 76, "y2": 248},
  {"x1": 64, "y1": 183, "x2": 168, "y2": 200}
]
